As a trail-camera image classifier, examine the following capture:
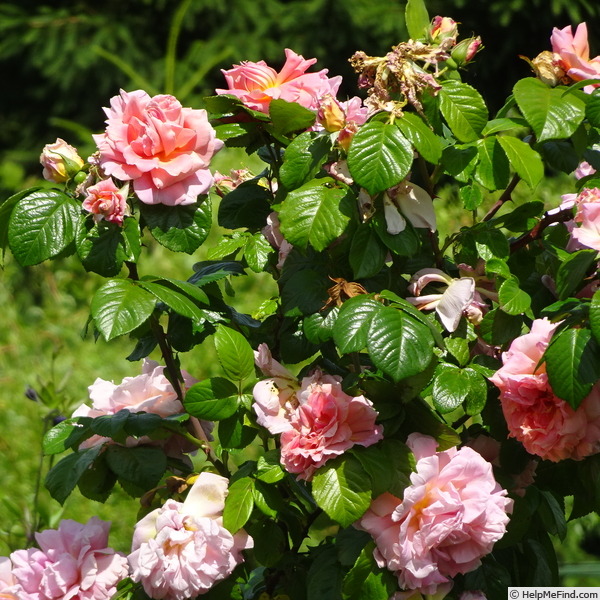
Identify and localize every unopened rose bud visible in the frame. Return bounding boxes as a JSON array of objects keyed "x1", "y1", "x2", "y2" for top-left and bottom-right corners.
[
  {"x1": 429, "y1": 16, "x2": 458, "y2": 45},
  {"x1": 39, "y1": 138, "x2": 85, "y2": 183},
  {"x1": 317, "y1": 95, "x2": 346, "y2": 133},
  {"x1": 451, "y1": 36, "x2": 483, "y2": 66}
]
